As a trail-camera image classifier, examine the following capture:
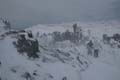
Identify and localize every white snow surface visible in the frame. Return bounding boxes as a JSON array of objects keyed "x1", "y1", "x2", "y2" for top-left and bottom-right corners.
[{"x1": 0, "y1": 21, "x2": 120, "y2": 80}]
